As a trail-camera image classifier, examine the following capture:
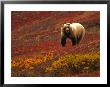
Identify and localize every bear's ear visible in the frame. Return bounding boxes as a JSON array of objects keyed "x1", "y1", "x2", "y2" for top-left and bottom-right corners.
[
  {"x1": 61, "y1": 24, "x2": 65, "y2": 28},
  {"x1": 63, "y1": 23, "x2": 66, "y2": 25},
  {"x1": 62, "y1": 24, "x2": 64, "y2": 26}
]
